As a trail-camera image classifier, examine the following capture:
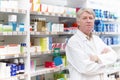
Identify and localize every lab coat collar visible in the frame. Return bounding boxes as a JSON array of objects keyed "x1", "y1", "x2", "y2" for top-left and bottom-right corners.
[
  {"x1": 76, "y1": 29, "x2": 91, "y2": 41},
  {"x1": 76, "y1": 30, "x2": 98, "y2": 55}
]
